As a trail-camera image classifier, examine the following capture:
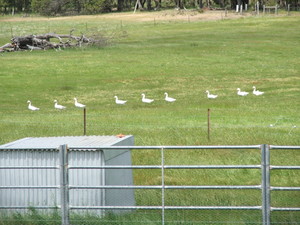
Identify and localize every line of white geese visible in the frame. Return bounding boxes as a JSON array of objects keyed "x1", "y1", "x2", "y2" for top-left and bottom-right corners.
[{"x1": 27, "y1": 86, "x2": 264, "y2": 111}]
